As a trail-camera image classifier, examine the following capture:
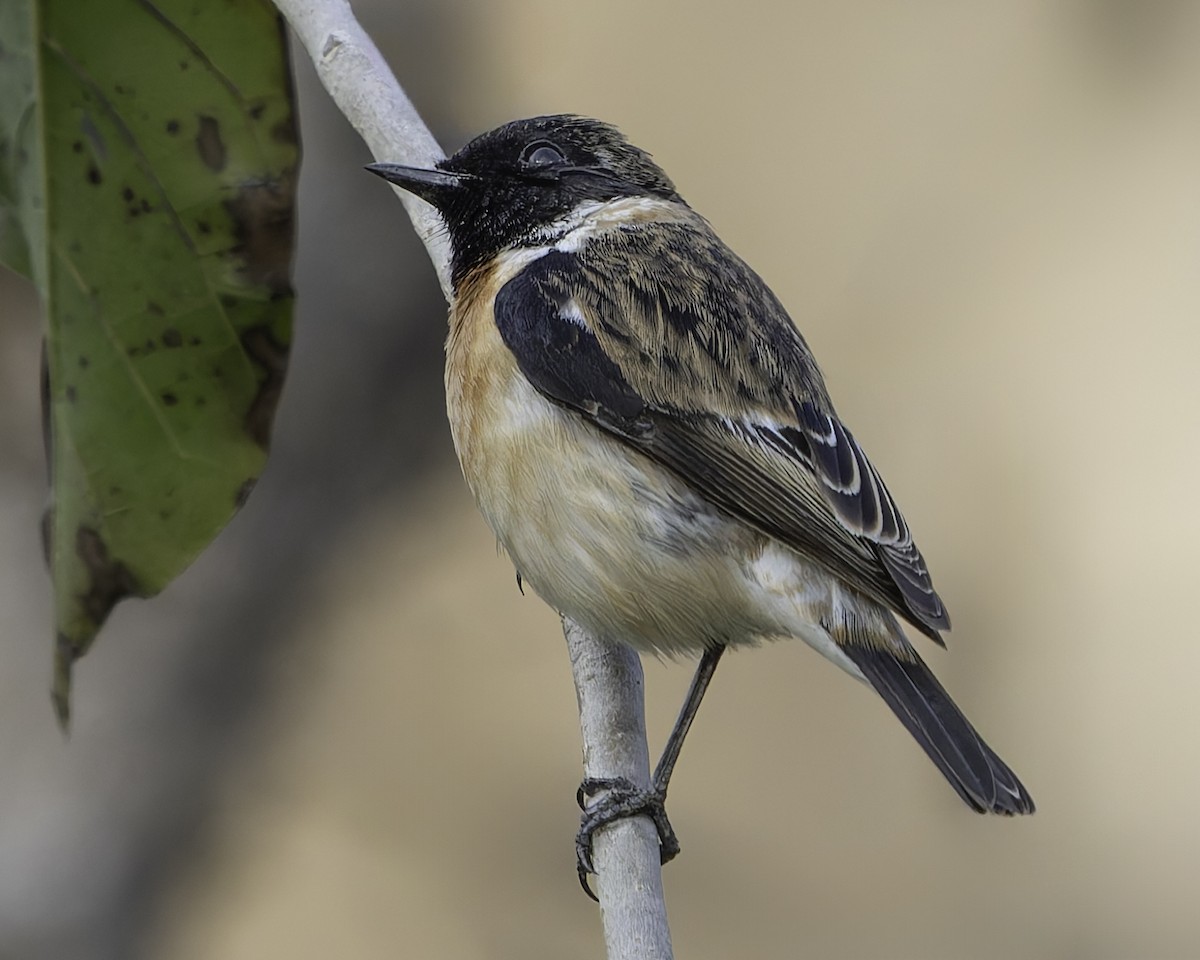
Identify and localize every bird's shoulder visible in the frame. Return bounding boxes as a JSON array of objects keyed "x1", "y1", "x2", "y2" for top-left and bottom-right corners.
[{"x1": 496, "y1": 204, "x2": 833, "y2": 422}]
